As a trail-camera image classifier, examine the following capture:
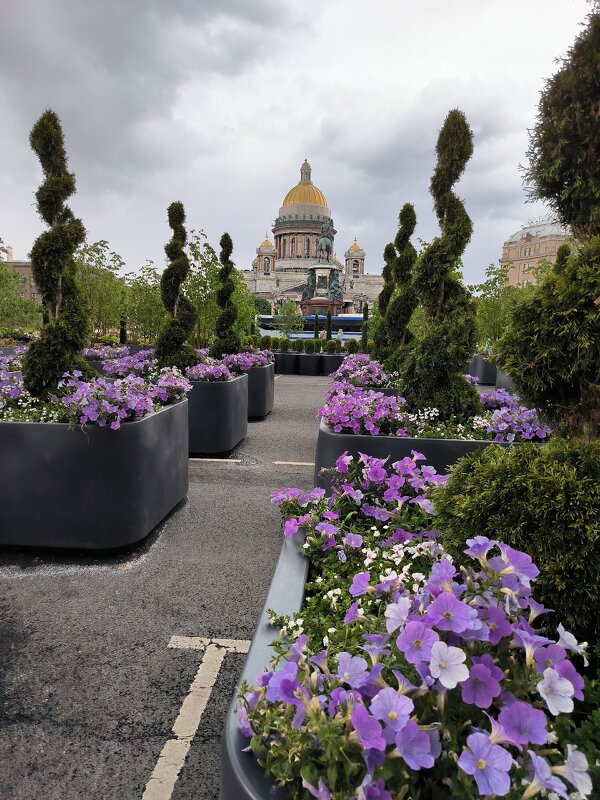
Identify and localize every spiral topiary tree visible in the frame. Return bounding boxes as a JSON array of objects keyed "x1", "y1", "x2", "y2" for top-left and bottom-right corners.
[
  {"x1": 386, "y1": 204, "x2": 419, "y2": 362},
  {"x1": 155, "y1": 202, "x2": 198, "y2": 370},
  {"x1": 325, "y1": 307, "x2": 332, "y2": 341},
  {"x1": 372, "y1": 243, "x2": 396, "y2": 359},
  {"x1": 22, "y1": 110, "x2": 89, "y2": 397},
  {"x1": 400, "y1": 109, "x2": 479, "y2": 421},
  {"x1": 209, "y1": 232, "x2": 241, "y2": 358},
  {"x1": 361, "y1": 302, "x2": 369, "y2": 353}
]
